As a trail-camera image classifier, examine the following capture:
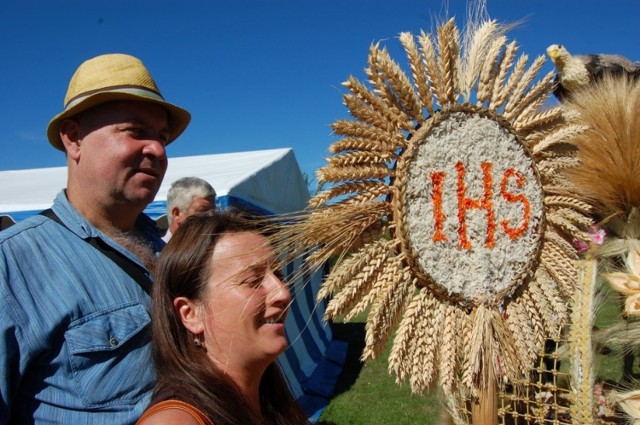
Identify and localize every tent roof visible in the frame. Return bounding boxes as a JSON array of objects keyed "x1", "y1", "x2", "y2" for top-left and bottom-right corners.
[{"x1": 0, "y1": 148, "x2": 309, "y2": 217}]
